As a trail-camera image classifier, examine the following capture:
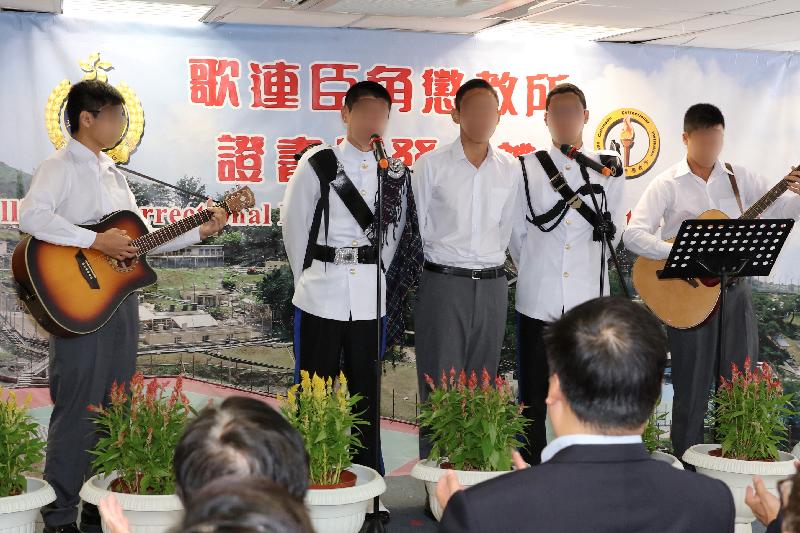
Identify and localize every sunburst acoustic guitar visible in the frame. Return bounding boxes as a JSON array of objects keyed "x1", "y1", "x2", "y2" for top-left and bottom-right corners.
[
  {"x1": 632, "y1": 174, "x2": 794, "y2": 329},
  {"x1": 12, "y1": 186, "x2": 255, "y2": 337}
]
